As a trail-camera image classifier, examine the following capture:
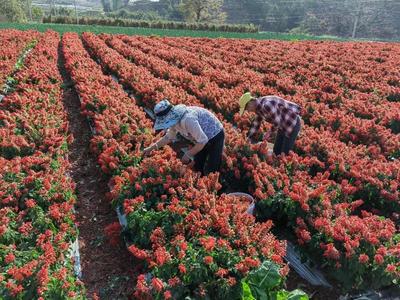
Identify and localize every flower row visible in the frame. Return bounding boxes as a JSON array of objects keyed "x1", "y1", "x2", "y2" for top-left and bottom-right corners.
[
  {"x1": 0, "y1": 30, "x2": 84, "y2": 299},
  {"x1": 179, "y1": 37, "x2": 400, "y2": 134},
  {"x1": 166, "y1": 36, "x2": 400, "y2": 109},
  {"x1": 0, "y1": 29, "x2": 40, "y2": 90}
]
